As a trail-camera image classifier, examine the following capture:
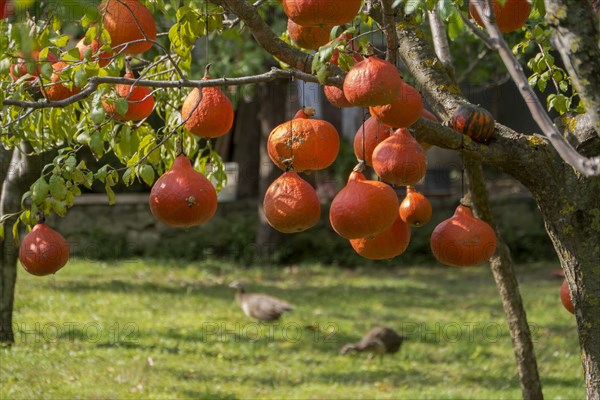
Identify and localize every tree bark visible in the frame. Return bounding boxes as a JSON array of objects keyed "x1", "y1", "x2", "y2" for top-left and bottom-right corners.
[
  {"x1": 231, "y1": 97, "x2": 261, "y2": 199},
  {"x1": 0, "y1": 143, "x2": 46, "y2": 343}
]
